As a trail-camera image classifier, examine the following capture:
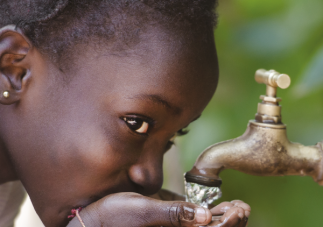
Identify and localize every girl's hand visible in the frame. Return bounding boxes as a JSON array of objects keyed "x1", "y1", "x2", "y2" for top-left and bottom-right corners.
[
  {"x1": 207, "y1": 200, "x2": 251, "y2": 227},
  {"x1": 150, "y1": 189, "x2": 251, "y2": 227},
  {"x1": 67, "y1": 192, "x2": 212, "y2": 227},
  {"x1": 67, "y1": 193, "x2": 250, "y2": 227}
]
